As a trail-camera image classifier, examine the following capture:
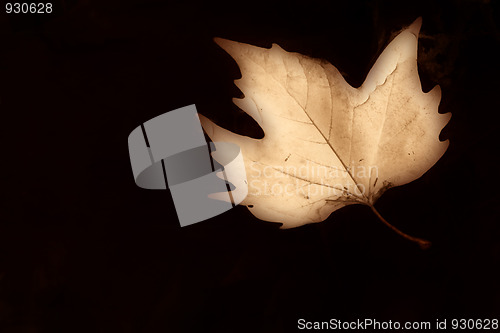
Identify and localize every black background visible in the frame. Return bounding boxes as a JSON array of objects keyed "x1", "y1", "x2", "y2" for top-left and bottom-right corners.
[{"x1": 1, "y1": 0, "x2": 499, "y2": 332}]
